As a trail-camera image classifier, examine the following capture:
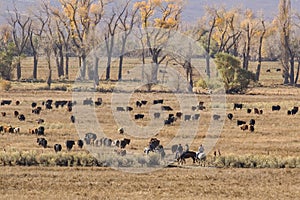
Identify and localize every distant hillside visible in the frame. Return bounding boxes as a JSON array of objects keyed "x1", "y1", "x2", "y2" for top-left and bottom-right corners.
[{"x1": 0, "y1": 0, "x2": 300, "y2": 24}]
